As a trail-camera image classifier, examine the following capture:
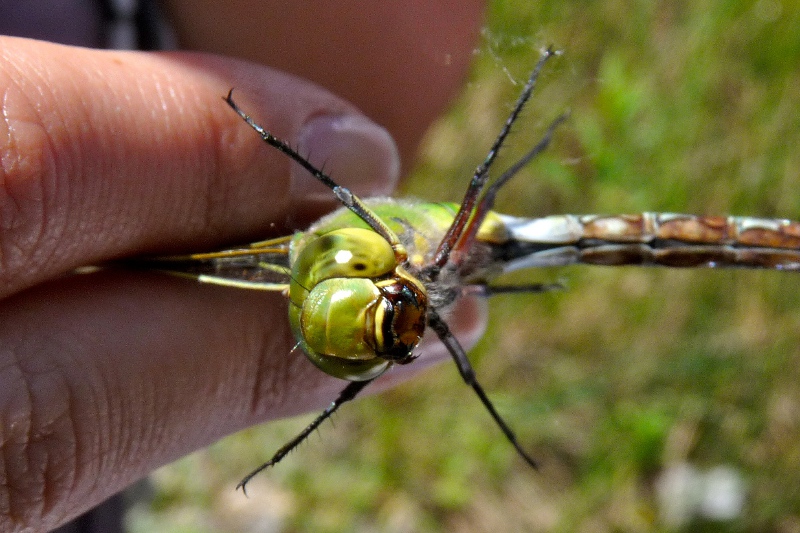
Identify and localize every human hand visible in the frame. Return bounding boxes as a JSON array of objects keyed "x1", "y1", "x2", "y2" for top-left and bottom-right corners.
[{"x1": 0, "y1": 2, "x2": 485, "y2": 531}]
